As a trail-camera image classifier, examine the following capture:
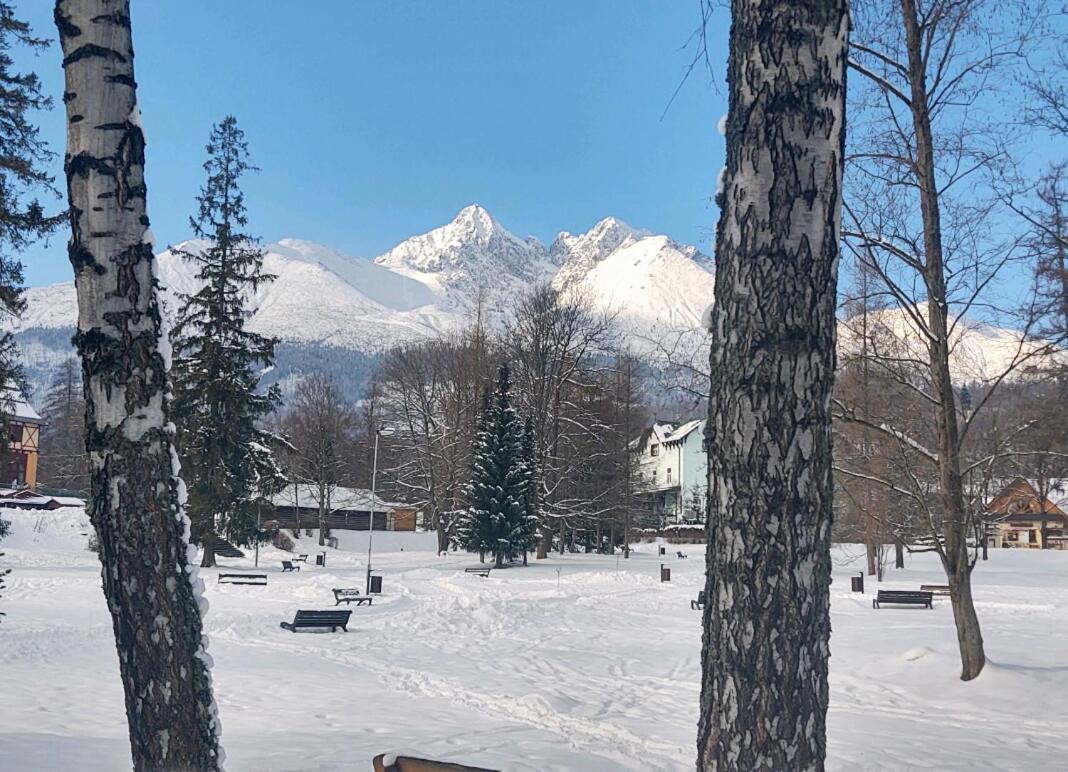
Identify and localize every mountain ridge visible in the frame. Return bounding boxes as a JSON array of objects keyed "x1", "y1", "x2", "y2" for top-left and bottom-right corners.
[
  {"x1": 9, "y1": 206, "x2": 716, "y2": 397},
  {"x1": 14, "y1": 206, "x2": 714, "y2": 350}
]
